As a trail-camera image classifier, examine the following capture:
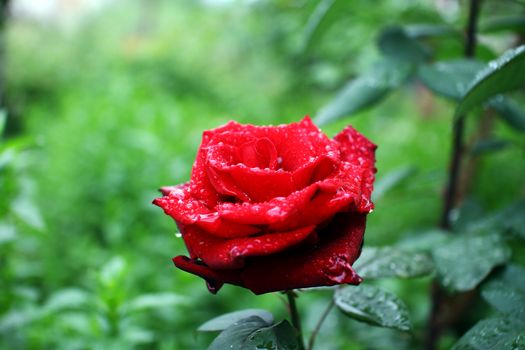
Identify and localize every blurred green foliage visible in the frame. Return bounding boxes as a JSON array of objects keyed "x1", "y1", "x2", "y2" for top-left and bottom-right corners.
[{"x1": 1, "y1": 0, "x2": 524, "y2": 349}]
